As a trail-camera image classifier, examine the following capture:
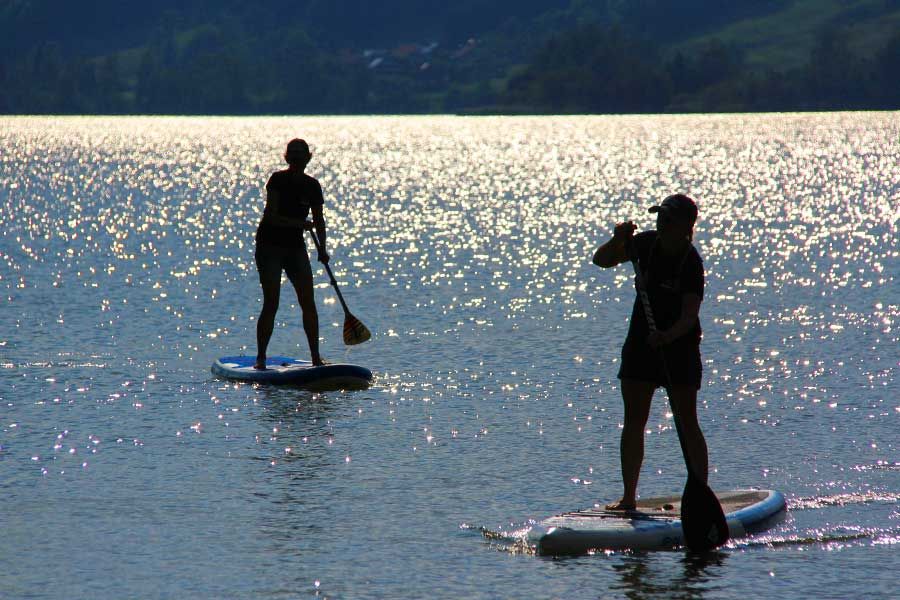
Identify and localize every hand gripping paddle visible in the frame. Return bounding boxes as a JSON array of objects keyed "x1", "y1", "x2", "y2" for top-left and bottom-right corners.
[
  {"x1": 309, "y1": 230, "x2": 371, "y2": 346},
  {"x1": 626, "y1": 237, "x2": 728, "y2": 552}
]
